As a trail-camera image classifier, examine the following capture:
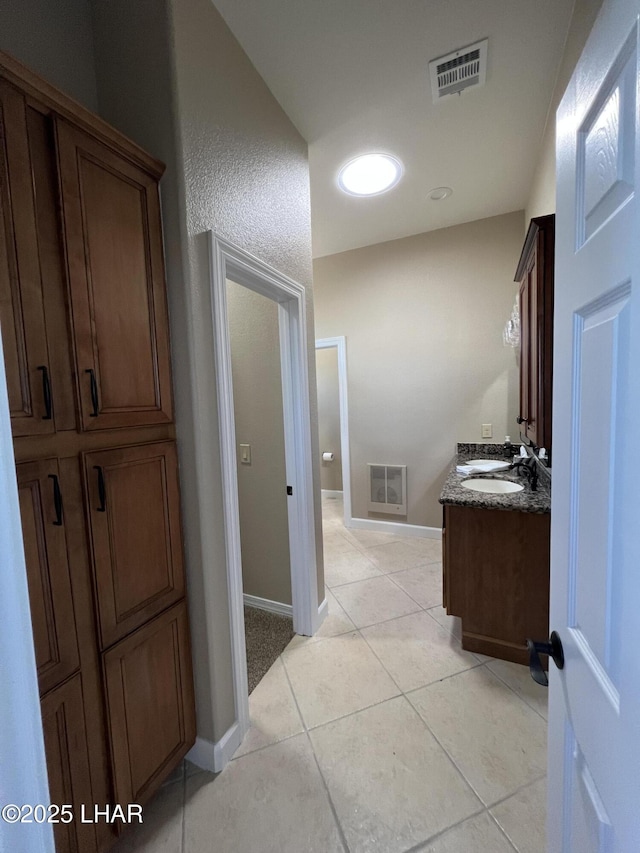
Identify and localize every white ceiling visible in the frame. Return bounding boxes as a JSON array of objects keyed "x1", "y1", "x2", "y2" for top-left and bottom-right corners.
[{"x1": 212, "y1": 0, "x2": 575, "y2": 258}]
